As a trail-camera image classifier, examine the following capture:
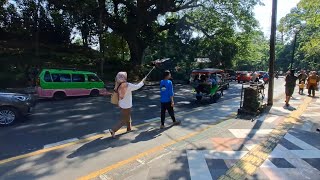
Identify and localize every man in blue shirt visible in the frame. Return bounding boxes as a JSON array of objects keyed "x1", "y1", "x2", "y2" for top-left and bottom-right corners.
[{"x1": 160, "y1": 70, "x2": 180, "y2": 129}]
